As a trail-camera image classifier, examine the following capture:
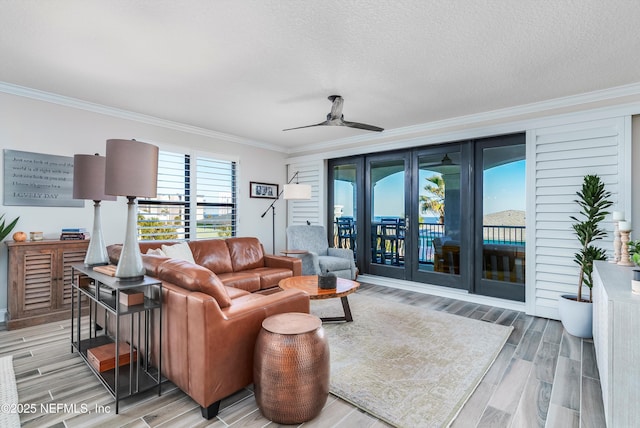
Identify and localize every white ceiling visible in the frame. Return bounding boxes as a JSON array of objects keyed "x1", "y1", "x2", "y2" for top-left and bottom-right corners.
[{"x1": 2, "y1": 1, "x2": 640, "y2": 153}]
